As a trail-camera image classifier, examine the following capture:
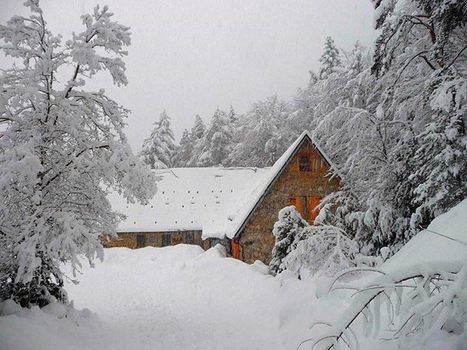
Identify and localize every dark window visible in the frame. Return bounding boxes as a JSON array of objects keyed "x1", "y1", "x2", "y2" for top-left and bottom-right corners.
[
  {"x1": 186, "y1": 232, "x2": 194, "y2": 244},
  {"x1": 161, "y1": 233, "x2": 171, "y2": 247},
  {"x1": 136, "y1": 234, "x2": 146, "y2": 248},
  {"x1": 210, "y1": 238, "x2": 221, "y2": 247},
  {"x1": 299, "y1": 156, "x2": 310, "y2": 172}
]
